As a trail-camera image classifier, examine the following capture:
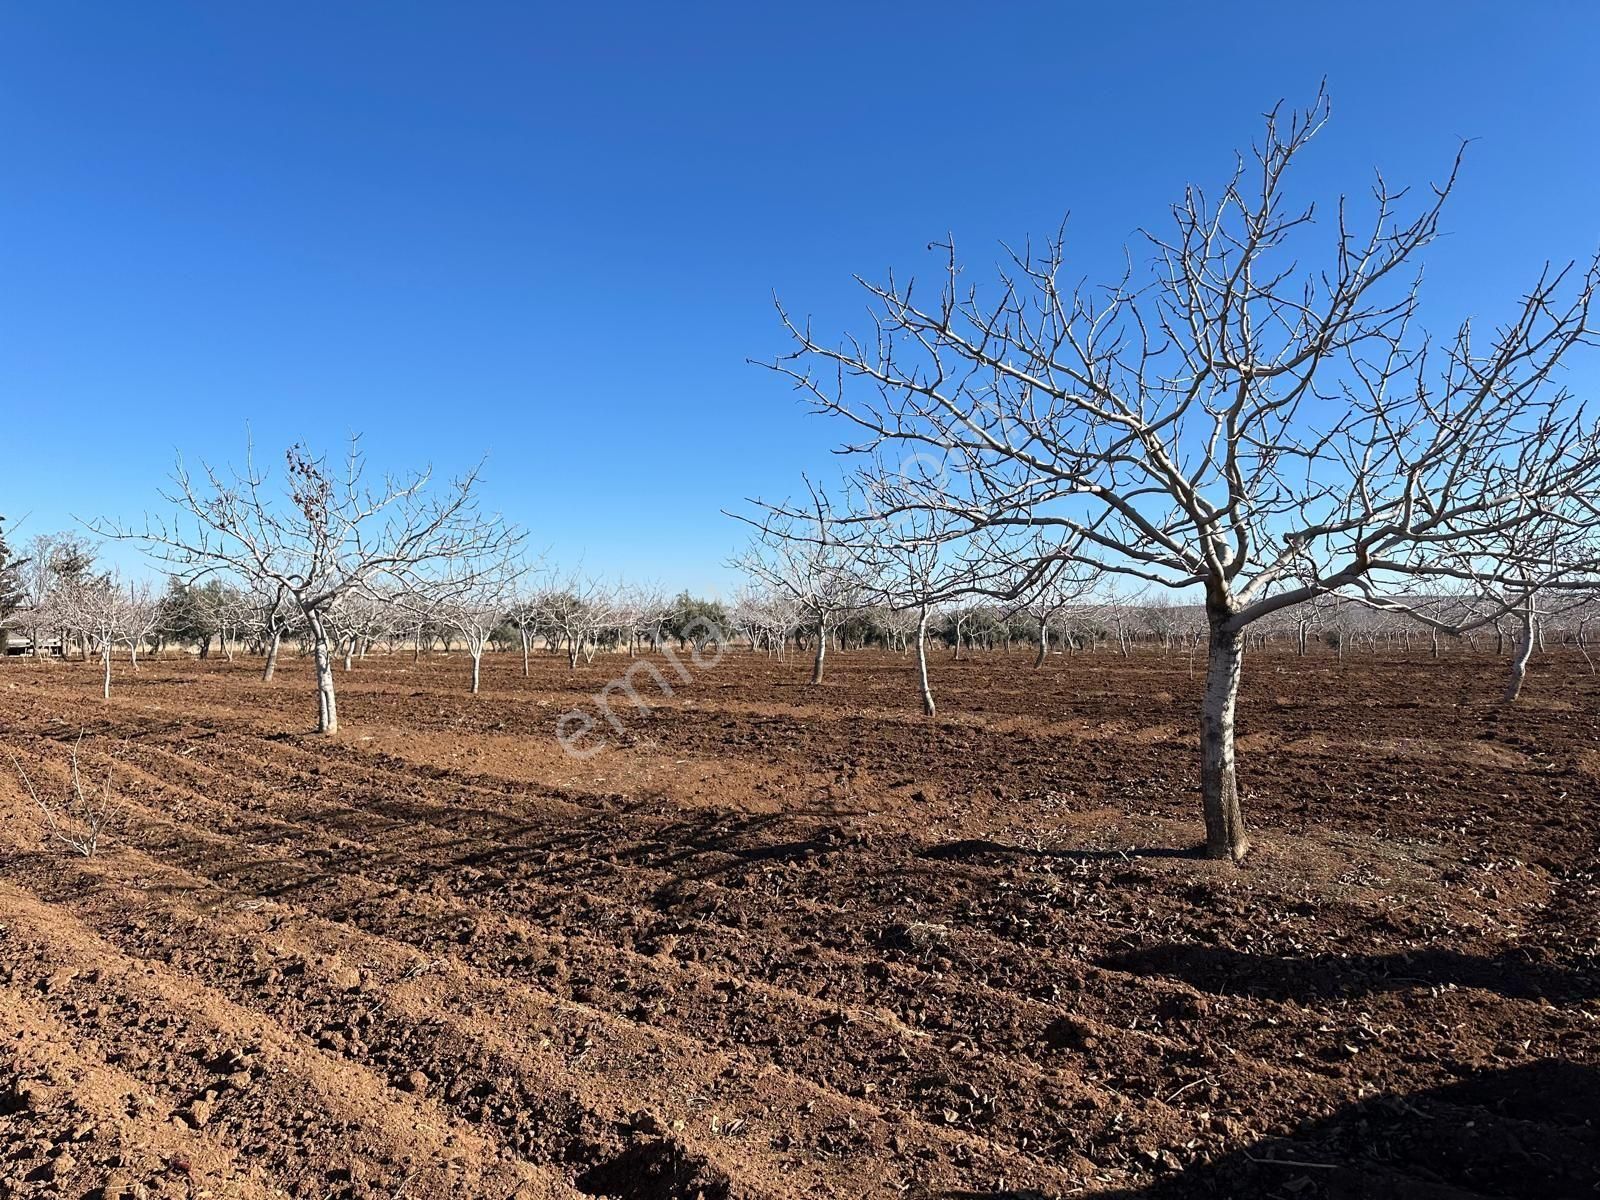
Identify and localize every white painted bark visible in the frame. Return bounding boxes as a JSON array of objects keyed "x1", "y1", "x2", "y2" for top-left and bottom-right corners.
[
  {"x1": 308, "y1": 610, "x2": 338, "y2": 734},
  {"x1": 1503, "y1": 606, "x2": 1536, "y2": 704},
  {"x1": 1200, "y1": 618, "x2": 1249, "y2": 862},
  {"x1": 263, "y1": 629, "x2": 282, "y2": 681},
  {"x1": 916, "y1": 606, "x2": 935, "y2": 716}
]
